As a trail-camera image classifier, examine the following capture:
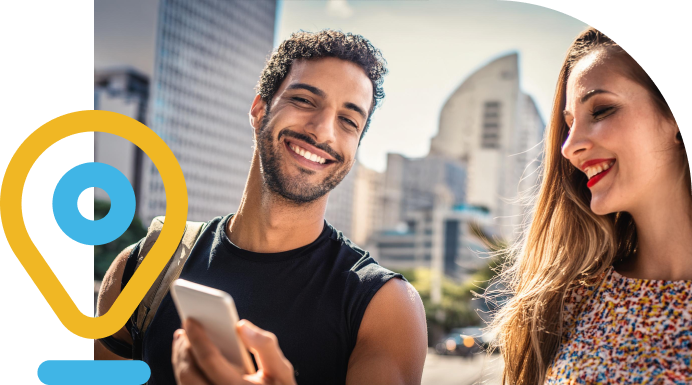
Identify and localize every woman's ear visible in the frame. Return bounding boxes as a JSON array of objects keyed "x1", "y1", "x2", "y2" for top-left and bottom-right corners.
[
  {"x1": 249, "y1": 94, "x2": 267, "y2": 133},
  {"x1": 675, "y1": 130, "x2": 684, "y2": 145}
]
